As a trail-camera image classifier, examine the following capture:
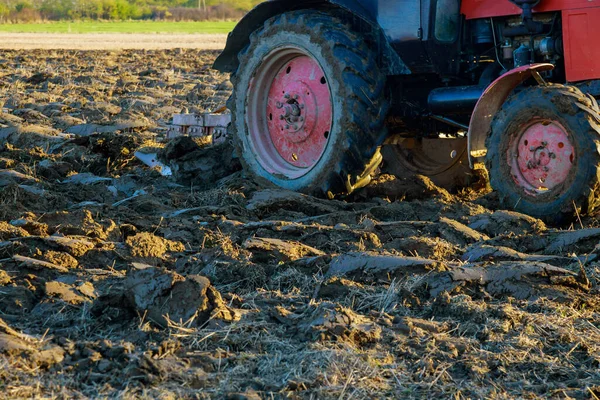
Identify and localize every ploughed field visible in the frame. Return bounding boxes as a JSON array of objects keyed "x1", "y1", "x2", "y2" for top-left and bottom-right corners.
[
  {"x1": 0, "y1": 49, "x2": 599, "y2": 399},
  {"x1": 0, "y1": 33, "x2": 228, "y2": 50}
]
